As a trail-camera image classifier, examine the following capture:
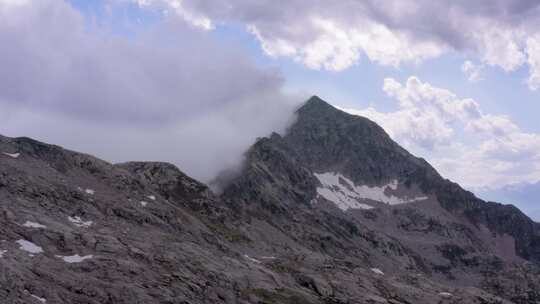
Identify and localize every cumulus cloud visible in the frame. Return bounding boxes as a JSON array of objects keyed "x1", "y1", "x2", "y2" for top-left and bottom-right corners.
[
  {"x1": 130, "y1": 0, "x2": 449, "y2": 71},
  {"x1": 136, "y1": 0, "x2": 212, "y2": 30},
  {"x1": 340, "y1": 76, "x2": 540, "y2": 189},
  {"x1": 461, "y1": 61, "x2": 484, "y2": 82},
  {"x1": 343, "y1": 77, "x2": 483, "y2": 149},
  {"x1": 526, "y1": 34, "x2": 540, "y2": 90},
  {"x1": 0, "y1": 0, "x2": 299, "y2": 181},
  {"x1": 136, "y1": 0, "x2": 540, "y2": 89},
  {"x1": 472, "y1": 25, "x2": 527, "y2": 72}
]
